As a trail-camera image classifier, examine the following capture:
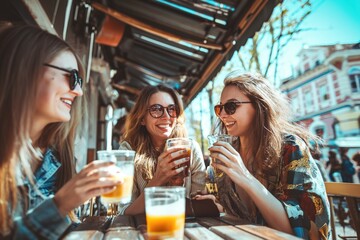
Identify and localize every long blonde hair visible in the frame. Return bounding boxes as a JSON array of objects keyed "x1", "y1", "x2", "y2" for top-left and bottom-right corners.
[
  {"x1": 218, "y1": 72, "x2": 317, "y2": 177},
  {"x1": 0, "y1": 25, "x2": 86, "y2": 235},
  {"x1": 123, "y1": 85, "x2": 186, "y2": 180}
]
